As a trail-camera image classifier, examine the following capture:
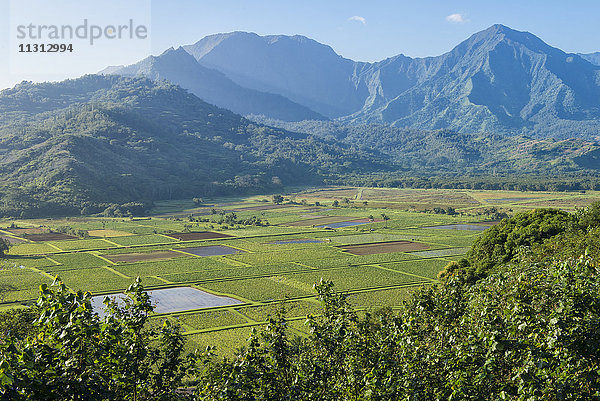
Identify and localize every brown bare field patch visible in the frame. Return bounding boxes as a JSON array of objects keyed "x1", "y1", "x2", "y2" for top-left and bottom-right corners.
[
  {"x1": 165, "y1": 232, "x2": 234, "y2": 241},
  {"x1": 338, "y1": 241, "x2": 430, "y2": 255},
  {"x1": 105, "y1": 250, "x2": 183, "y2": 263},
  {"x1": 24, "y1": 233, "x2": 77, "y2": 242},
  {"x1": 6, "y1": 228, "x2": 47, "y2": 235},
  {"x1": 88, "y1": 229, "x2": 133, "y2": 237}
]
